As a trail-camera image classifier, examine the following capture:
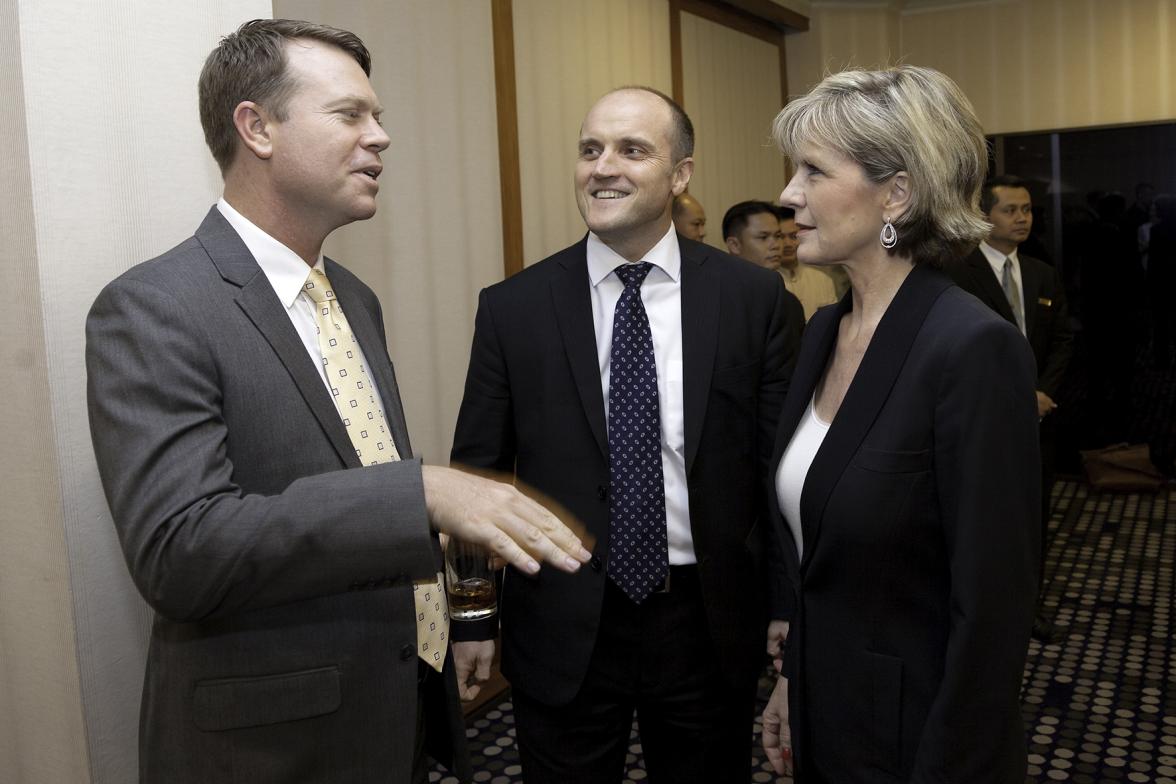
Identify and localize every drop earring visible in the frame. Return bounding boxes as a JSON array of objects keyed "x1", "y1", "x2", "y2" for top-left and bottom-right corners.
[{"x1": 880, "y1": 217, "x2": 898, "y2": 249}]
